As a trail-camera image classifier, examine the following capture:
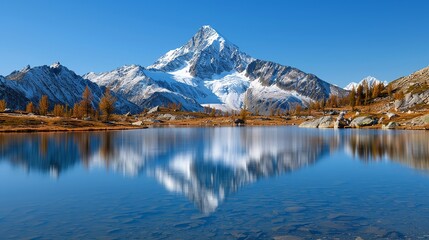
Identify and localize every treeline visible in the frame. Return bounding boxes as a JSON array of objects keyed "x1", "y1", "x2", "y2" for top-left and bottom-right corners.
[
  {"x1": 299, "y1": 81, "x2": 404, "y2": 114},
  {"x1": 0, "y1": 86, "x2": 116, "y2": 121}
]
